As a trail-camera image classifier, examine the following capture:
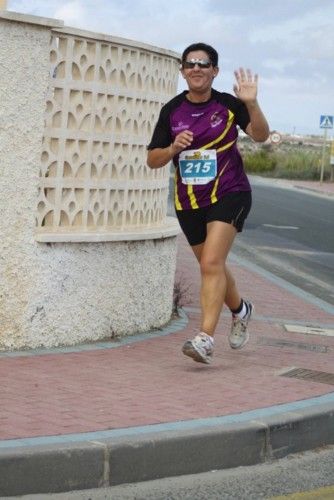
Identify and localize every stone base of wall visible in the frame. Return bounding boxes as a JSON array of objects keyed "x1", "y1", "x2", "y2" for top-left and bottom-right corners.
[{"x1": 0, "y1": 235, "x2": 178, "y2": 350}]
